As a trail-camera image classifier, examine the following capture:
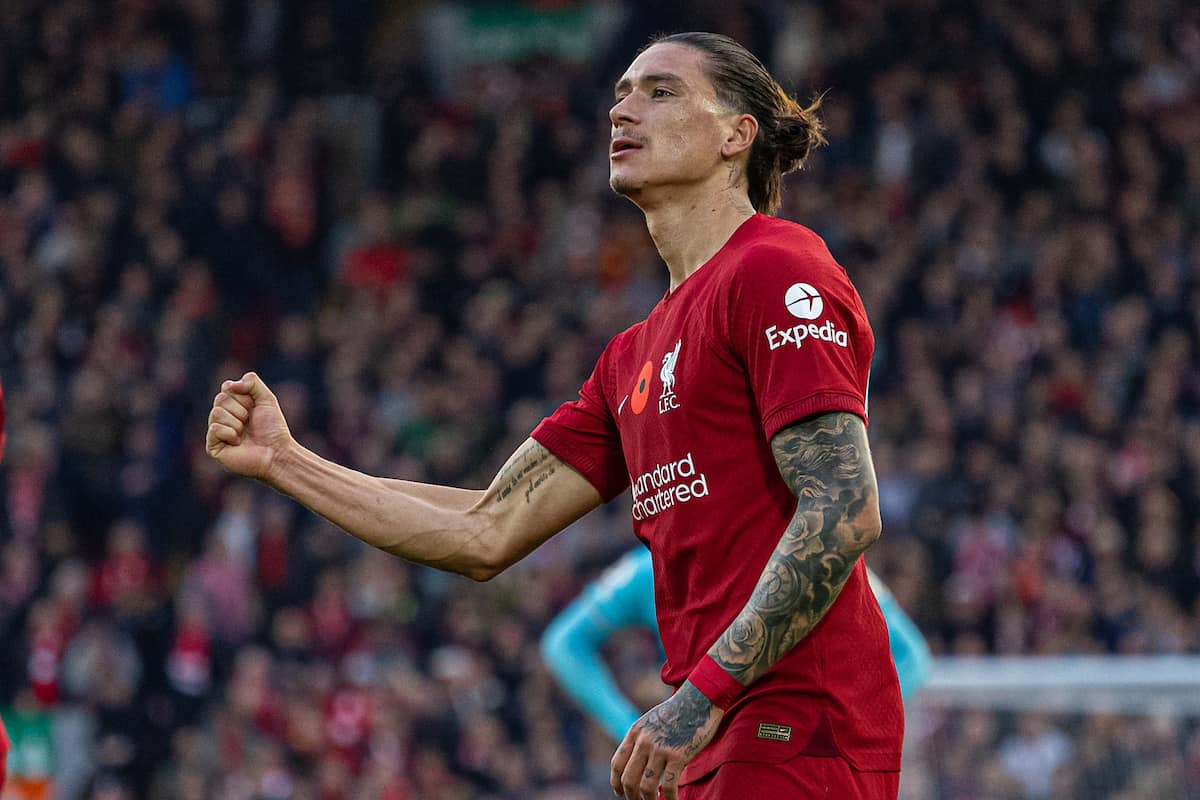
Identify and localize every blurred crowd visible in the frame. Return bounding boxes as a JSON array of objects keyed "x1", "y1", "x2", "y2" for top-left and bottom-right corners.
[{"x1": 0, "y1": 0, "x2": 1198, "y2": 798}]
